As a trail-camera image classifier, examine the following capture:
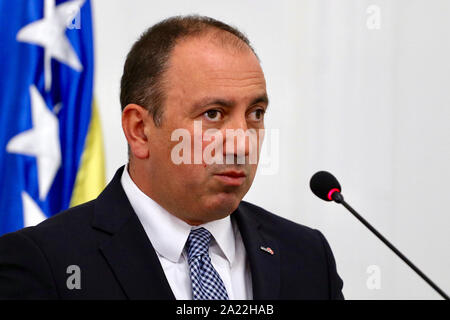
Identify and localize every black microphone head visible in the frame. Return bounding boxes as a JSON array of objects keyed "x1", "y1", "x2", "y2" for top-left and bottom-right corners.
[{"x1": 310, "y1": 171, "x2": 342, "y2": 201}]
